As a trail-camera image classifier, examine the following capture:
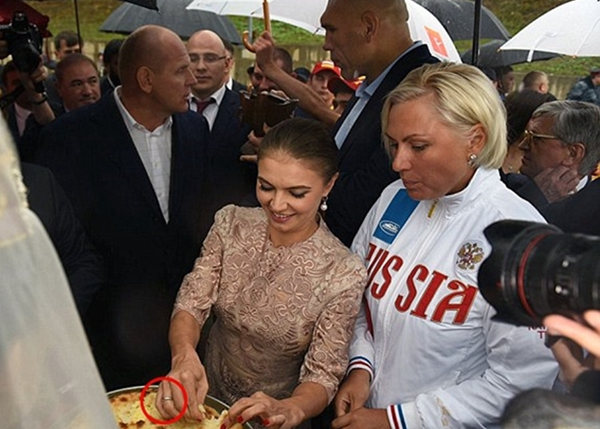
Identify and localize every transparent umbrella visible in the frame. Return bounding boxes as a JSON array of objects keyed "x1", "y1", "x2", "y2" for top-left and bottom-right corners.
[{"x1": 500, "y1": 0, "x2": 600, "y2": 59}]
